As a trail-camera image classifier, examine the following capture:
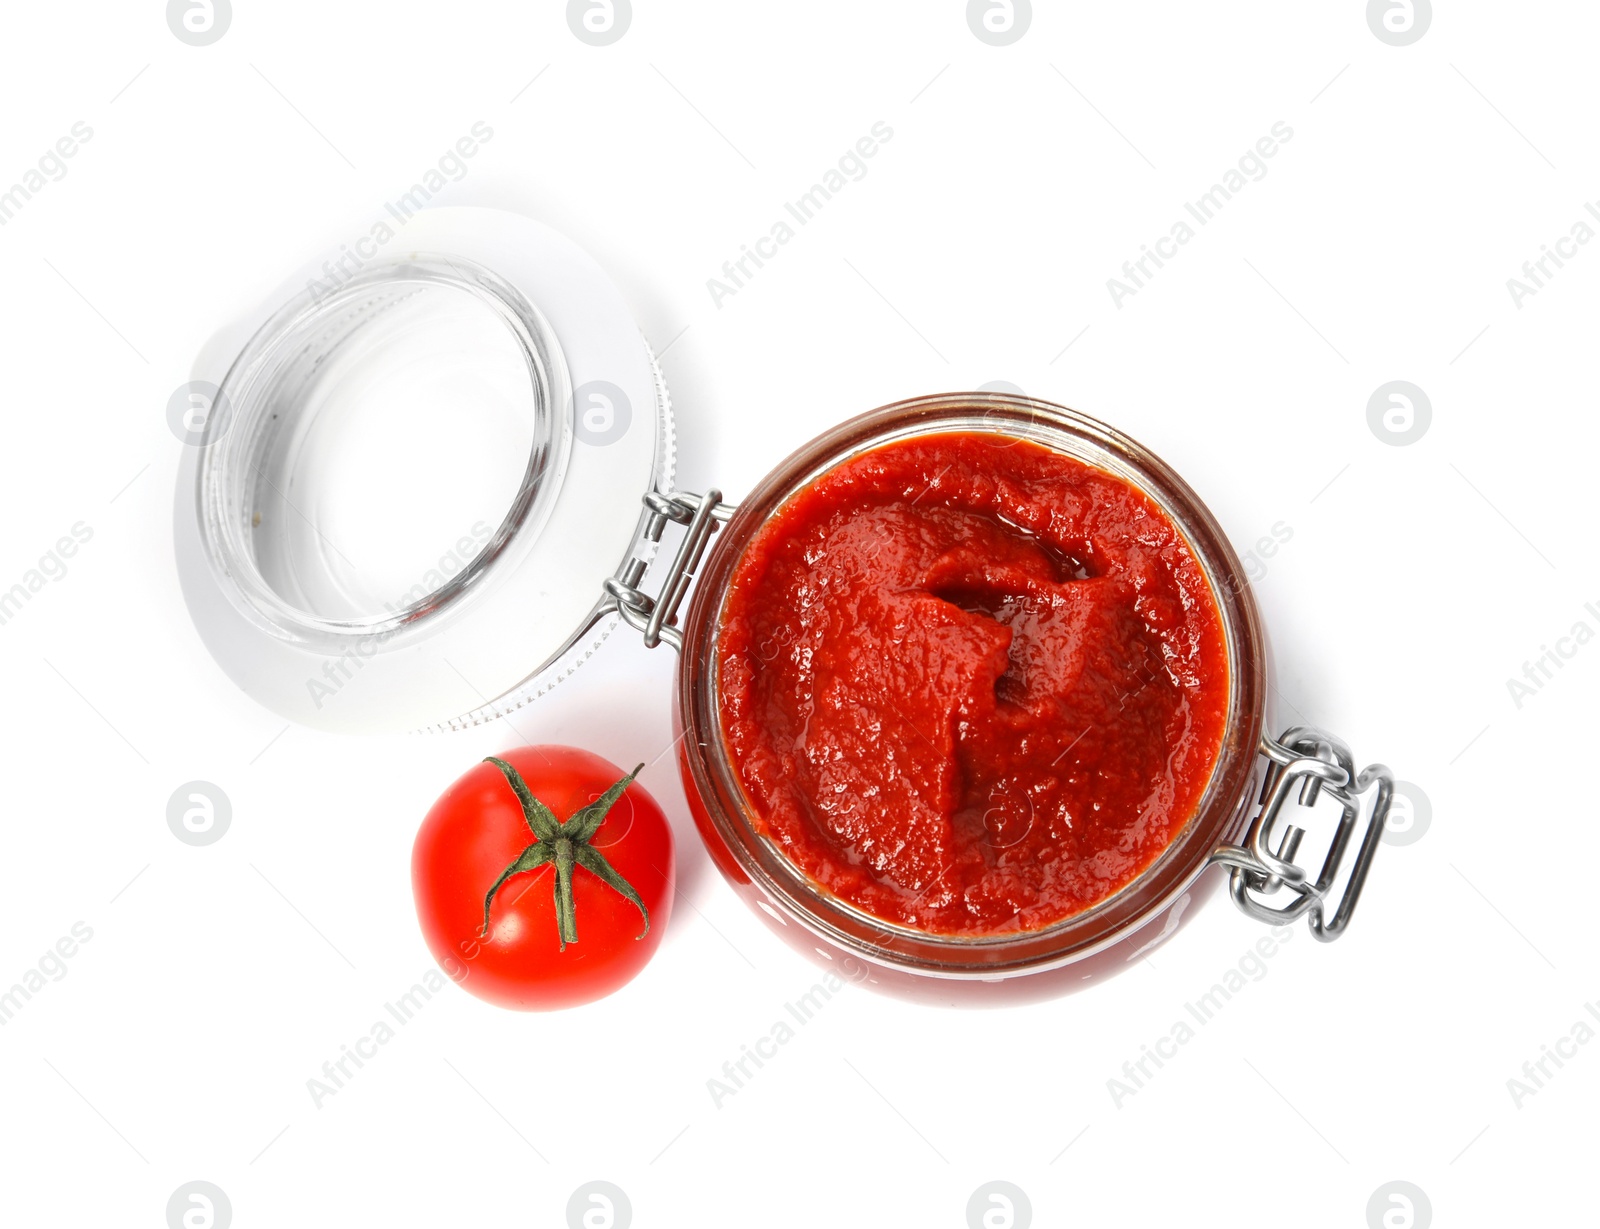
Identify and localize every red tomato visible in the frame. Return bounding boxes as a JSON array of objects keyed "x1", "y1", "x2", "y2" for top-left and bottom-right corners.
[{"x1": 412, "y1": 746, "x2": 675, "y2": 1010}]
